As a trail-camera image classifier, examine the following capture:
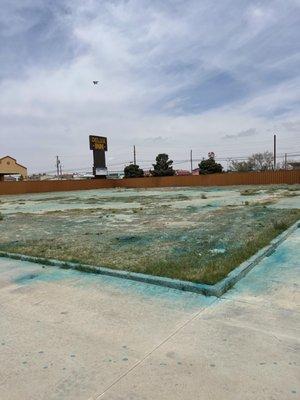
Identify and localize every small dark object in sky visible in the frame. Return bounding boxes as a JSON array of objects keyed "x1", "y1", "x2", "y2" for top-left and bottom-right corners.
[{"x1": 93, "y1": 81, "x2": 99, "y2": 85}]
